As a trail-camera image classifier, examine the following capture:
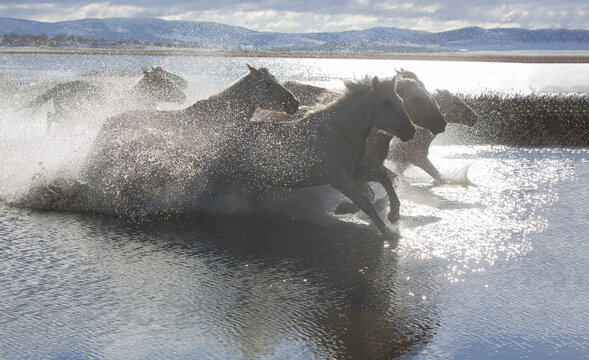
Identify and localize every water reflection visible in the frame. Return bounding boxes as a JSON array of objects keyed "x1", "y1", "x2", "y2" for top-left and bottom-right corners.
[
  {"x1": 0, "y1": 205, "x2": 444, "y2": 358},
  {"x1": 104, "y1": 213, "x2": 440, "y2": 359}
]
